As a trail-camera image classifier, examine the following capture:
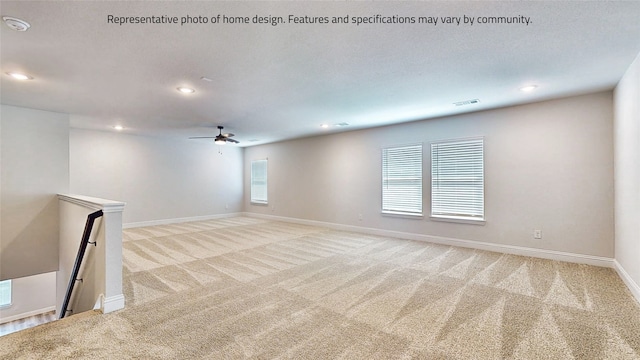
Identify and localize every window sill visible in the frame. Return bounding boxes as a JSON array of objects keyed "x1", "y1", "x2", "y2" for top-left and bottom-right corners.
[
  {"x1": 251, "y1": 202, "x2": 268, "y2": 206},
  {"x1": 382, "y1": 211, "x2": 424, "y2": 219},
  {"x1": 430, "y1": 215, "x2": 486, "y2": 225}
]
